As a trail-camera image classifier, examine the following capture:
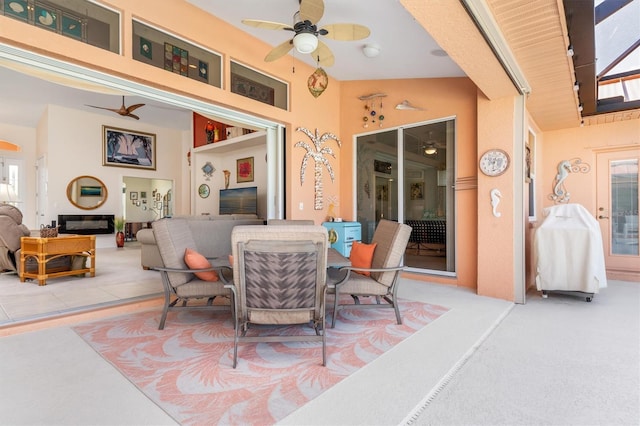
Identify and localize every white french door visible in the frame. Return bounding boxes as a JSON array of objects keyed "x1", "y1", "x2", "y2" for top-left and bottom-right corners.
[{"x1": 596, "y1": 149, "x2": 639, "y2": 278}]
